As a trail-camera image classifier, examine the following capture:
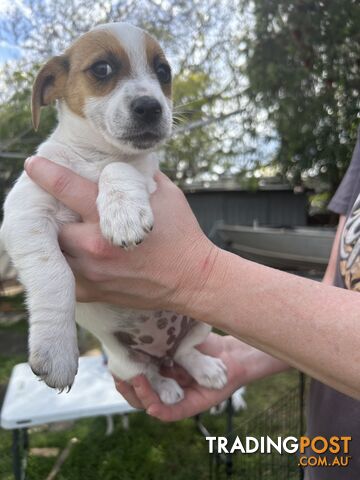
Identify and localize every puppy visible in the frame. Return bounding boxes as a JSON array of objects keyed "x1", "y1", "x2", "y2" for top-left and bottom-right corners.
[{"x1": 0, "y1": 22, "x2": 227, "y2": 404}]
